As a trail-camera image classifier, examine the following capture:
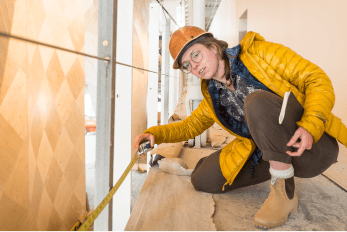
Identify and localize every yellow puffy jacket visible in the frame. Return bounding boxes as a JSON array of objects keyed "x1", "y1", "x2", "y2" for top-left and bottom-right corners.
[{"x1": 144, "y1": 31, "x2": 347, "y2": 188}]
